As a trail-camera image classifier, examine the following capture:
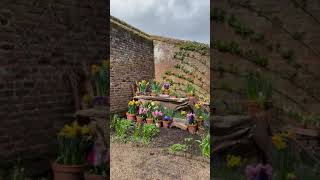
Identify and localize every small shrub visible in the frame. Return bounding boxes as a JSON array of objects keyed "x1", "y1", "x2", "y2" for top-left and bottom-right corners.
[
  {"x1": 197, "y1": 134, "x2": 210, "y2": 158},
  {"x1": 169, "y1": 144, "x2": 188, "y2": 153},
  {"x1": 115, "y1": 118, "x2": 132, "y2": 140},
  {"x1": 142, "y1": 124, "x2": 159, "y2": 143}
]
